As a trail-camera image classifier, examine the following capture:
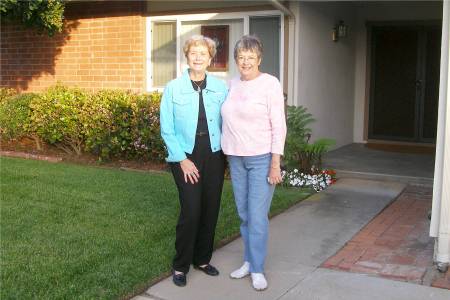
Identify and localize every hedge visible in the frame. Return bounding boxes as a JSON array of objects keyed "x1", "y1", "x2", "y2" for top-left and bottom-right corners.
[{"x1": 0, "y1": 86, "x2": 165, "y2": 162}]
